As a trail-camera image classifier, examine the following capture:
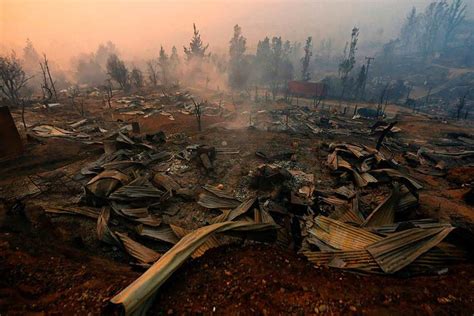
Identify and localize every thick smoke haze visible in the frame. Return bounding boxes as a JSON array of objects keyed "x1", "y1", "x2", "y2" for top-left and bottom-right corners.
[{"x1": 4, "y1": 0, "x2": 471, "y2": 70}]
